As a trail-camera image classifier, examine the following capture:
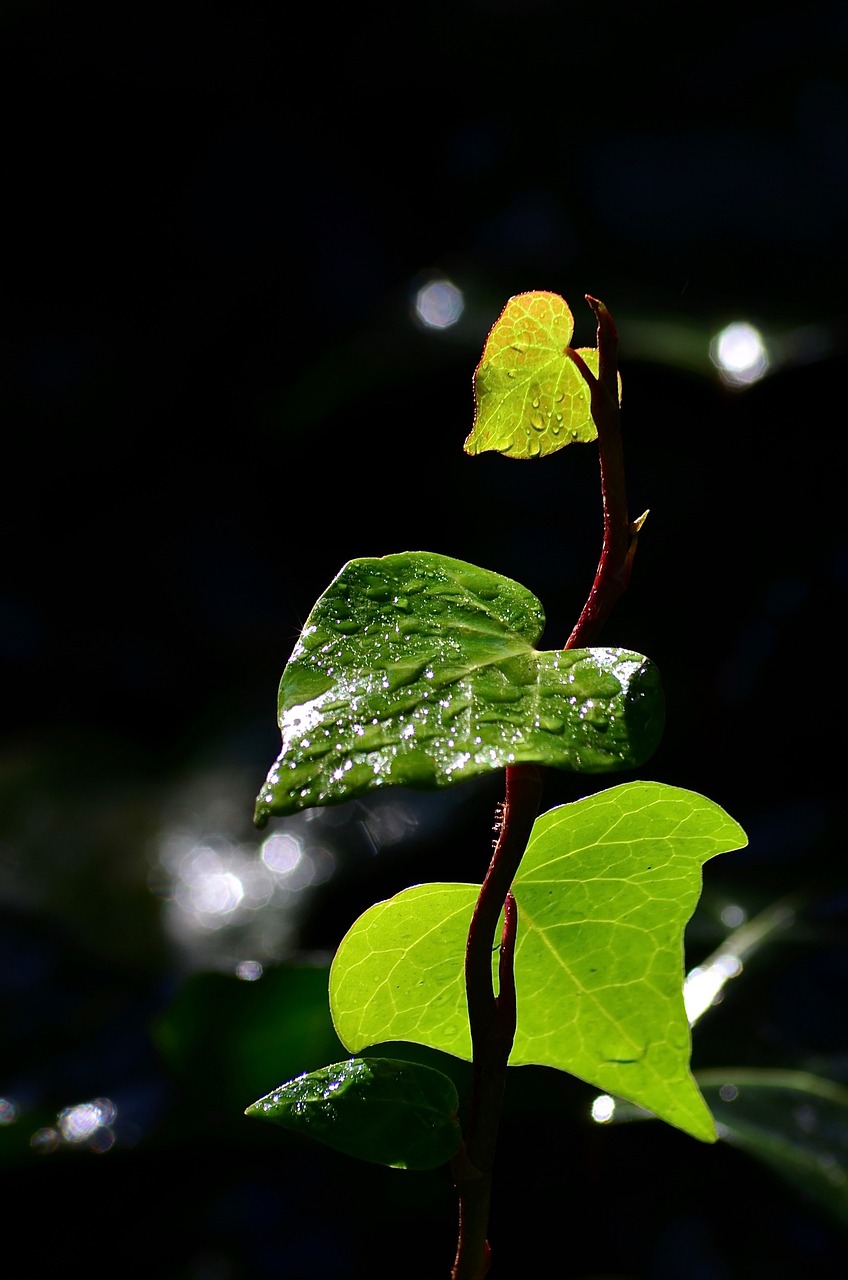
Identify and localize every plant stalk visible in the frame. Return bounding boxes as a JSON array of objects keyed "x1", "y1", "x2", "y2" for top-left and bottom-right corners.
[
  {"x1": 565, "y1": 295, "x2": 642, "y2": 649},
  {"x1": 451, "y1": 780, "x2": 538, "y2": 1280},
  {"x1": 452, "y1": 295, "x2": 640, "y2": 1278}
]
